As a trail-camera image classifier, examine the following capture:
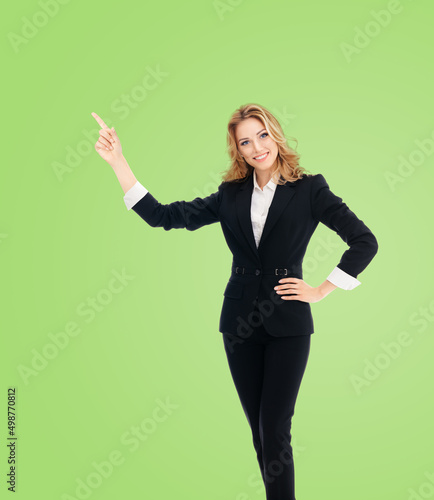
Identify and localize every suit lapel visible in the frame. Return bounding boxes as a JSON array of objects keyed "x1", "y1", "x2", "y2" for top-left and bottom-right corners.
[
  {"x1": 236, "y1": 172, "x2": 297, "y2": 259},
  {"x1": 258, "y1": 180, "x2": 296, "y2": 250},
  {"x1": 236, "y1": 174, "x2": 258, "y2": 259}
]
